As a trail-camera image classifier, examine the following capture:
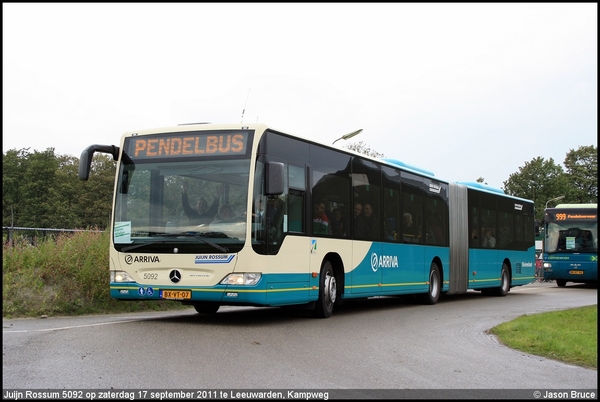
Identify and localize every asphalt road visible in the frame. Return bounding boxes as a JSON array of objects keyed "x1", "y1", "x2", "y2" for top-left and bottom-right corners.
[{"x1": 2, "y1": 281, "x2": 597, "y2": 396}]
